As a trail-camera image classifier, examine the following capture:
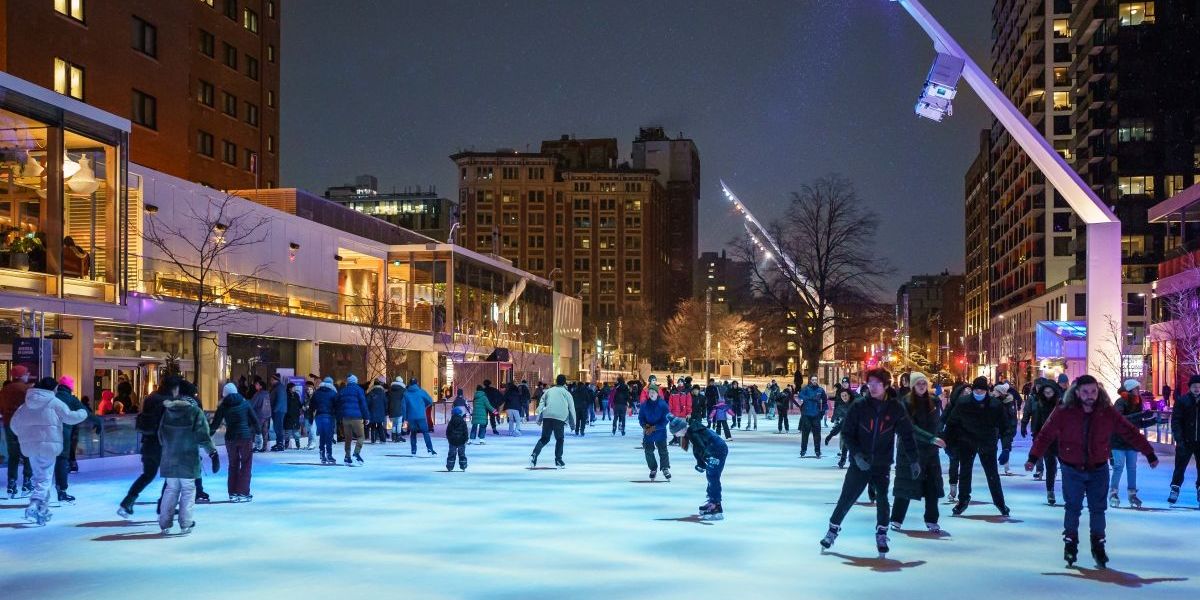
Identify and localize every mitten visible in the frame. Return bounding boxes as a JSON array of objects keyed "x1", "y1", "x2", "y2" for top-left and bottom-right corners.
[
  {"x1": 209, "y1": 451, "x2": 221, "y2": 474},
  {"x1": 706, "y1": 456, "x2": 720, "y2": 469},
  {"x1": 695, "y1": 464, "x2": 706, "y2": 473}
]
